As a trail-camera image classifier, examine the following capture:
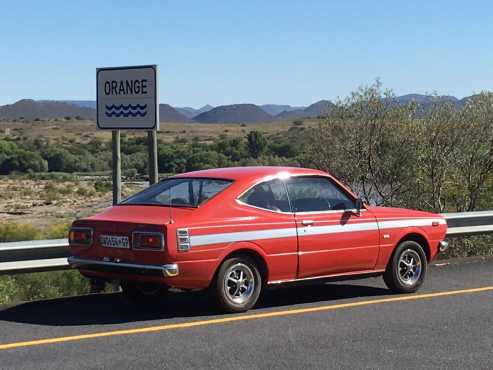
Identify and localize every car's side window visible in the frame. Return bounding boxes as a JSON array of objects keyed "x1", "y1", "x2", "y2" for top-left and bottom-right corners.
[
  {"x1": 239, "y1": 179, "x2": 291, "y2": 212},
  {"x1": 286, "y1": 176, "x2": 355, "y2": 212}
]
